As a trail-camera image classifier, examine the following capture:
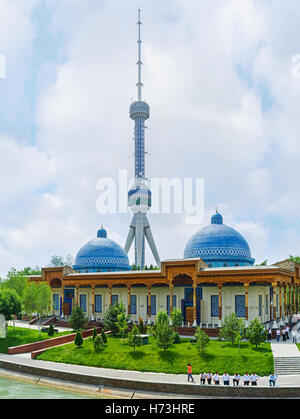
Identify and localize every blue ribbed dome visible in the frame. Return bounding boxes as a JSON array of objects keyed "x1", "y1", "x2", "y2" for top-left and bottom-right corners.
[
  {"x1": 184, "y1": 212, "x2": 255, "y2": 267},
  {"x1": 73, "y1": 228, "x2": 131, "y2": 273}
]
